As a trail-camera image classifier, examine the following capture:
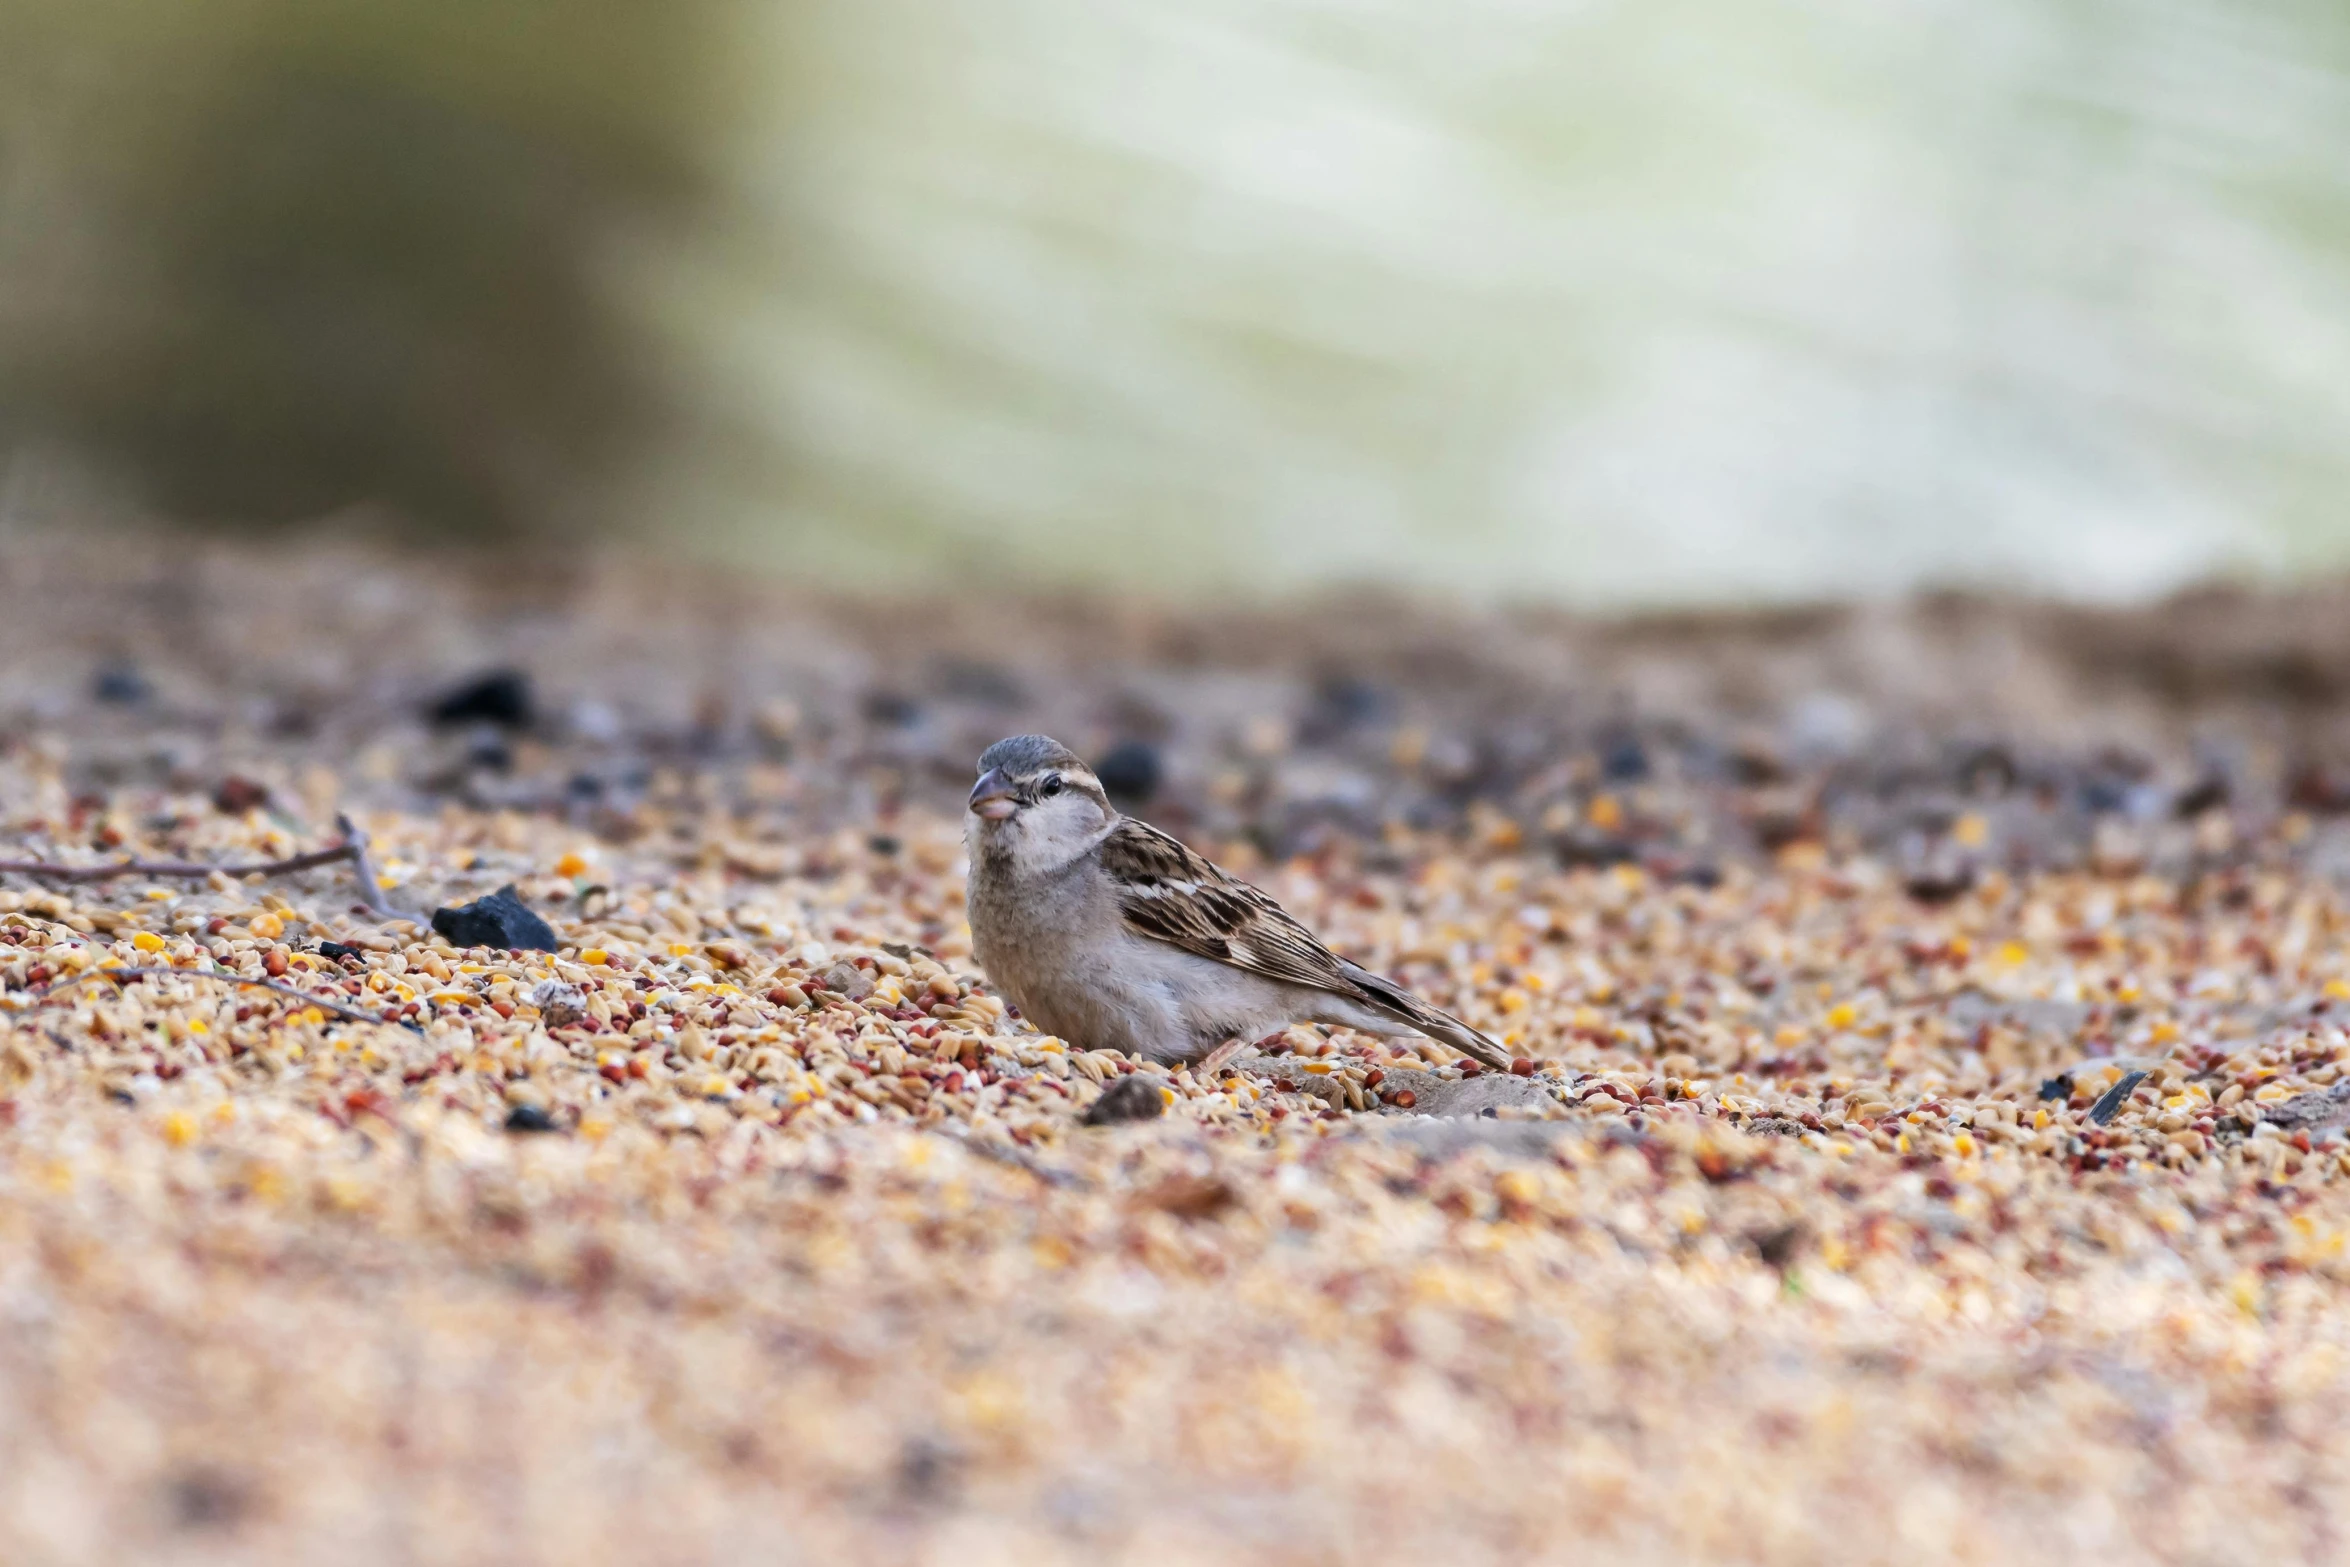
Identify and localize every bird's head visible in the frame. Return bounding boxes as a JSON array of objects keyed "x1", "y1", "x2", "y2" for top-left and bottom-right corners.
[{"x1": 967, "y1": 734, "x2": 1113, "y2": 871}]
